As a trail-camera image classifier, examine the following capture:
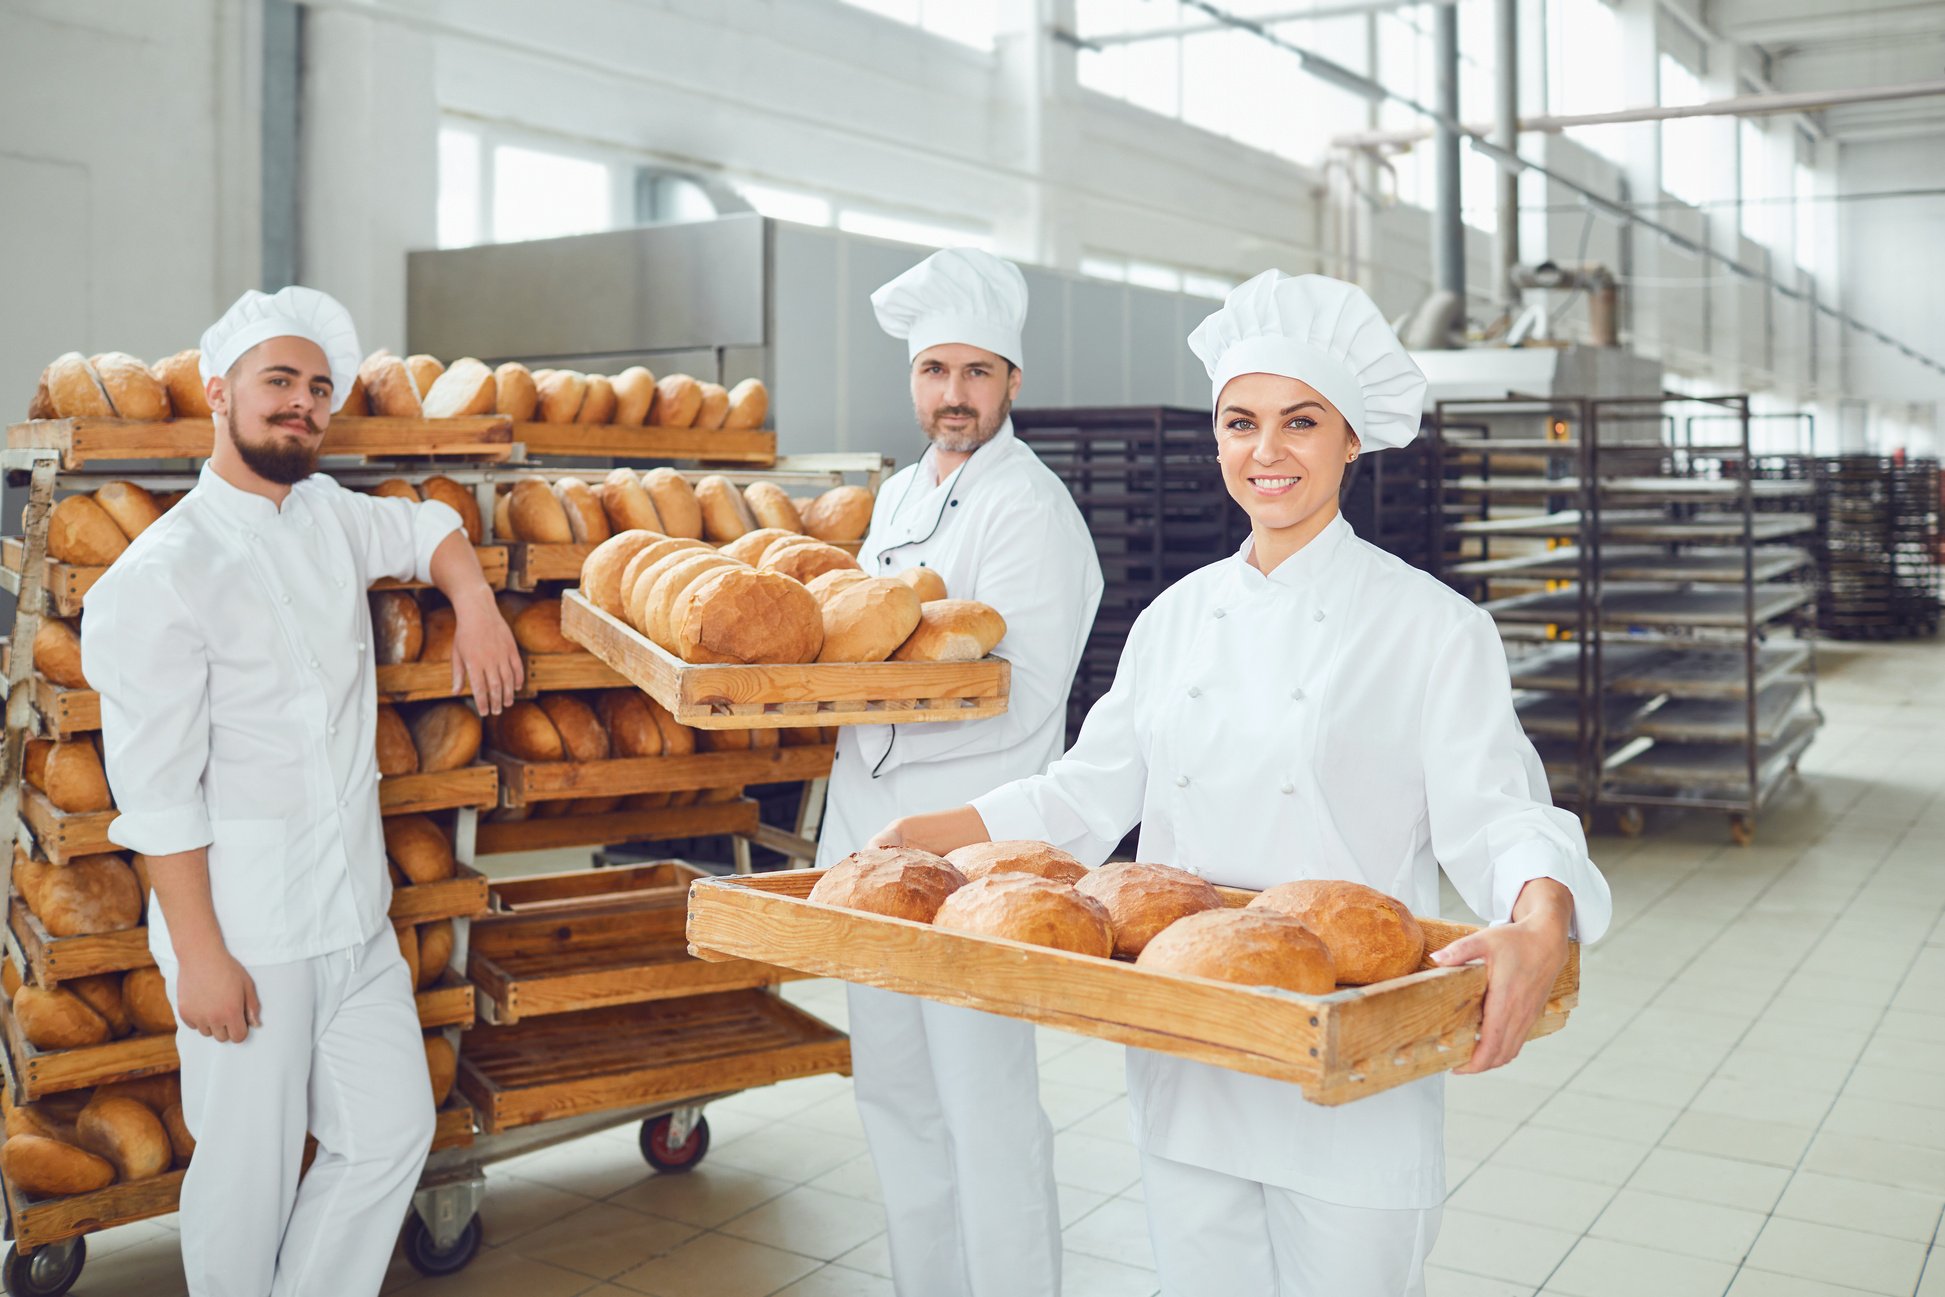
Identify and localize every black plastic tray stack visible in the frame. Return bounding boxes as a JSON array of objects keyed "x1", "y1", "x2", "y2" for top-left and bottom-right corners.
[
  {"x1": 1813, "y1": 455, "x2": 1940, "y2": 639},
  {"x1": 1892, "y1": 458, "x2": 1940, "y2": 637}
]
